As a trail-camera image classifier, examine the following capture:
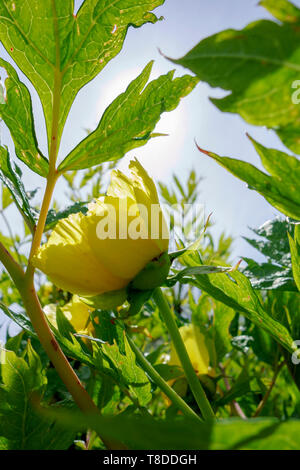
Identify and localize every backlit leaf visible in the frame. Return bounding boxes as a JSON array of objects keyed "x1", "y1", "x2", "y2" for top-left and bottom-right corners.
[
  {"x1": 0, "y1": 0, "x2": 165, "y2": 148},
  {"x1": 288, "y1": 224, "x2": 300, "y2": 290},
  {"x1": 196, "y1": 137, "x2": 300, "y2": 220},
  {"x1": 0, "y1": 146, "x2": 37, "y2": 232},
  {"x1": 0, "y1": 58, "x2": 48, "y2": 176},
  {"x1": 58, "y1": 62, "x2": 198, "y2": 171},
  {"x1": 243, "y1": 217, "x2": 297, "y2": 291}
]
